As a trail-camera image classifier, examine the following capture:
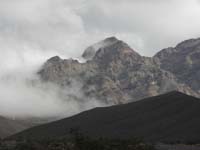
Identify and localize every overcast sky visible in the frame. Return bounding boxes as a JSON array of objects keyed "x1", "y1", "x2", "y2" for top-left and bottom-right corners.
[
  {"x1": 0, "y1": 0, "x2": 200, "y2": 61},
  {"x1": 1, "y1": 0, "x2": 200, "y2": 118}
]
